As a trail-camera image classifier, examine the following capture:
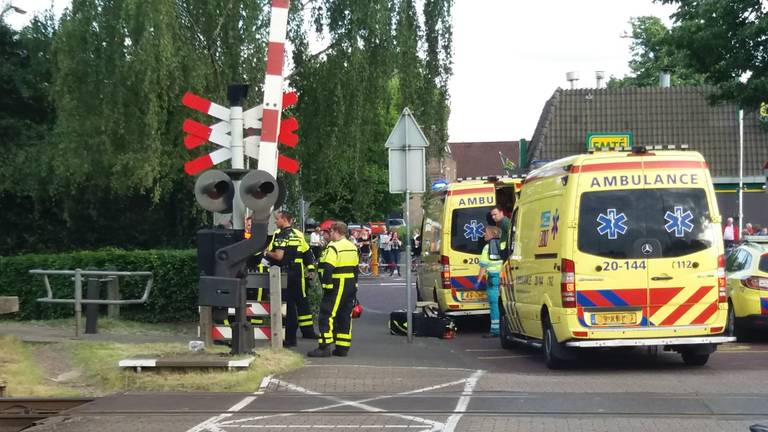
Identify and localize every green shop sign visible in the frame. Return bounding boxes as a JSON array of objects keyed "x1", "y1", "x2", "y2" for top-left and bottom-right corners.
[{"x1": 586, "y1": 132, "x2": 634, "y2": 151}]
